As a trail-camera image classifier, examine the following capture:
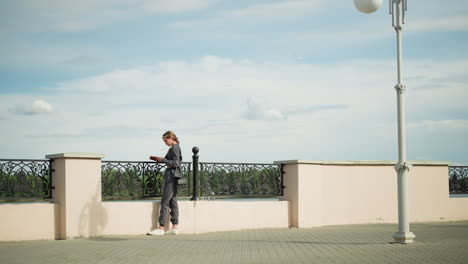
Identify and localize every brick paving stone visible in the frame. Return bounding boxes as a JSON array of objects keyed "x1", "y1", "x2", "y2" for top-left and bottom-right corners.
[{"x1": 1, "y1": 221, "x2": 467, "y2": 264}]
